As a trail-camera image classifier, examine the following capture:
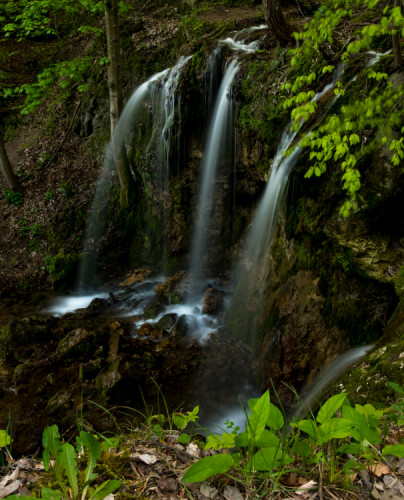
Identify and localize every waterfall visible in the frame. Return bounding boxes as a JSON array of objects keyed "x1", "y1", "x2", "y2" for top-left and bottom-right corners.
[
  {"x1": 226, "y1": 65, "x2": 344, "y2": 344},
  {"x1": 77, "y1": 56, "x2": 191, "y2": 287},
  {"x1": 188, "y1": 27, "x2": 265, "y2": 291}
]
